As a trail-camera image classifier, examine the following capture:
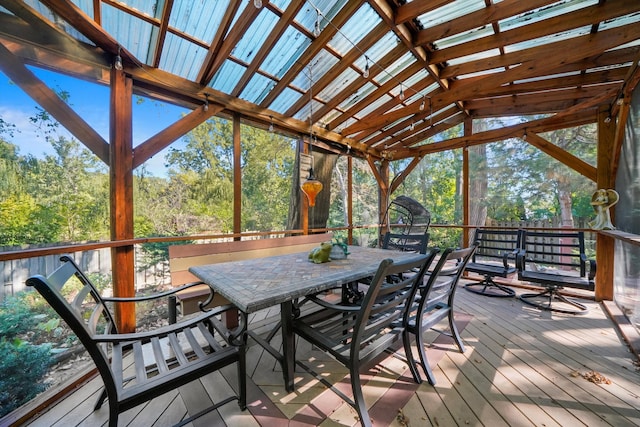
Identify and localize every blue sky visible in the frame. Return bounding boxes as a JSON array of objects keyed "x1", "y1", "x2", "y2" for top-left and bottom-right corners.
[{"x1": 0, "y1": 66, "x2": 188, "y2": 176}]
